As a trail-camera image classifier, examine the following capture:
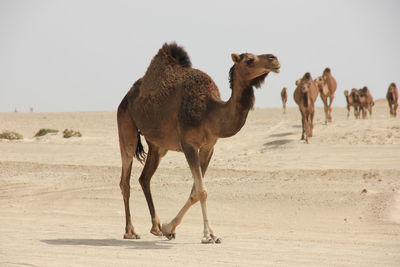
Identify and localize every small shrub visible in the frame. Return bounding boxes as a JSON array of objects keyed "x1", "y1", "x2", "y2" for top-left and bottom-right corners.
[
  {"x1": 63, "y1": 129, "x2": 82, "y2": 138},
  {"x1": 35, "y1": 128, "x2": 59, "y2": 137},
  {"x1": 0, "y1": 130, "x2": 23, "y2": 140}
]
